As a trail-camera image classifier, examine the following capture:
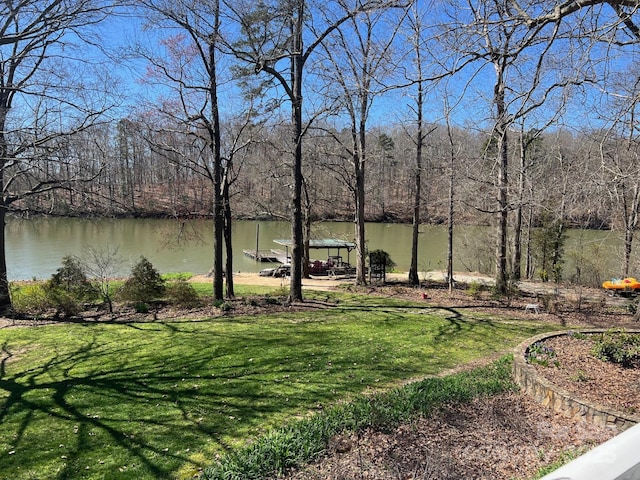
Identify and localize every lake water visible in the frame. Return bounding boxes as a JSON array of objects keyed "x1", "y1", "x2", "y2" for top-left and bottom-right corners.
[{"x1": 5, "y1": 217, "x2": 625, "y2": 282}]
